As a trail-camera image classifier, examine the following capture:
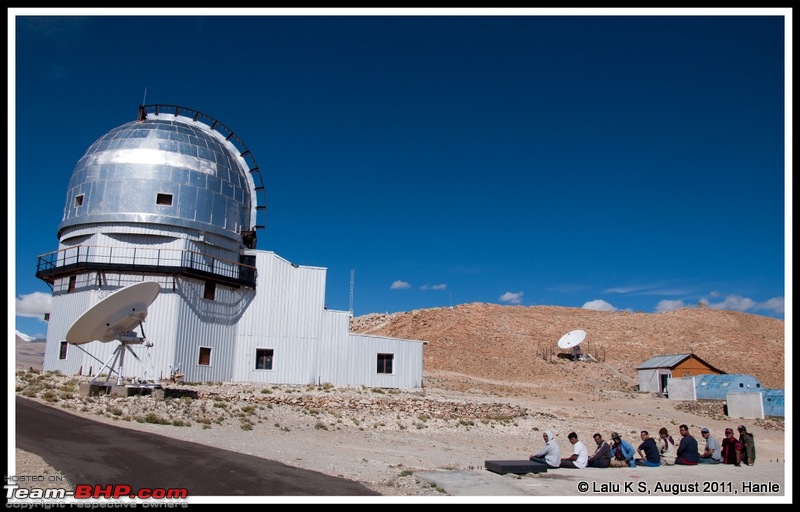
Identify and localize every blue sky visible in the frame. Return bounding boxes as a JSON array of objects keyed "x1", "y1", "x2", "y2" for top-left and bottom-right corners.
[{"x1": 10, "y1": 9, "x2": 791, "y2": 340}]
